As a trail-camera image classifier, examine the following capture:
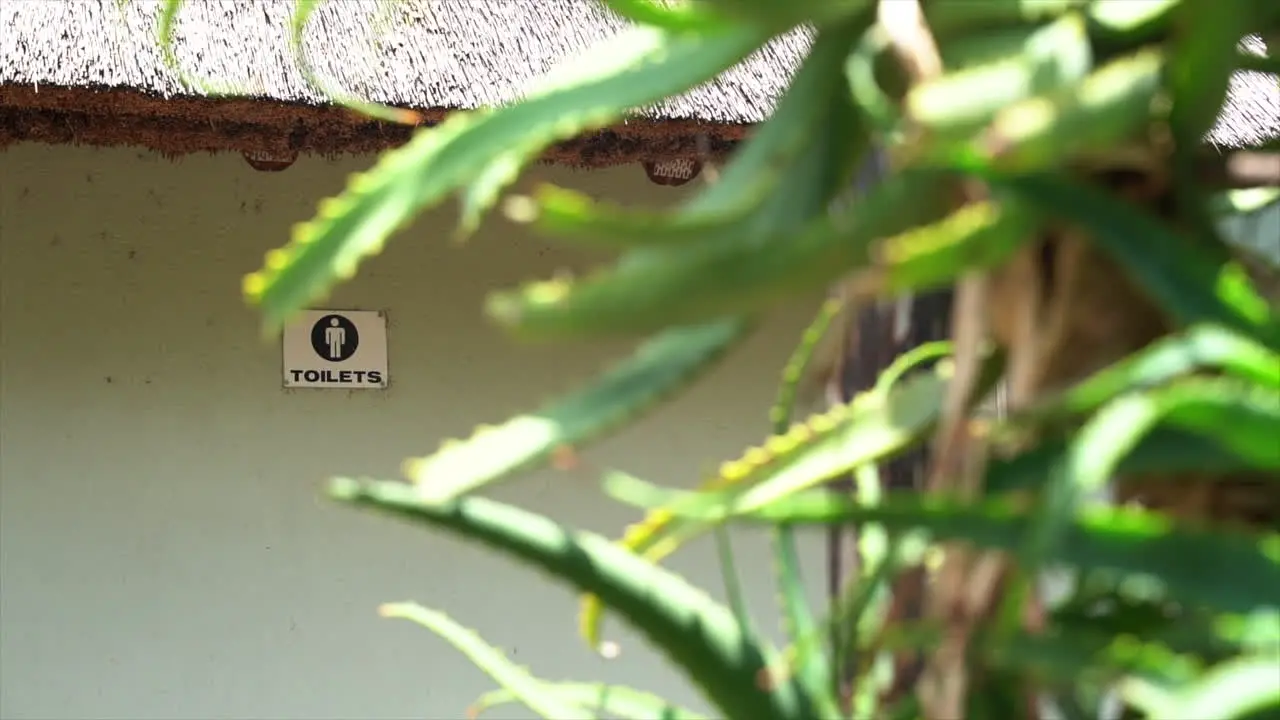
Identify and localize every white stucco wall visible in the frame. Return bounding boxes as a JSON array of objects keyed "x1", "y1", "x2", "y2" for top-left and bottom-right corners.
[{"x1": 0, "y1": 144, "x2": 828, "y2": 719}]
